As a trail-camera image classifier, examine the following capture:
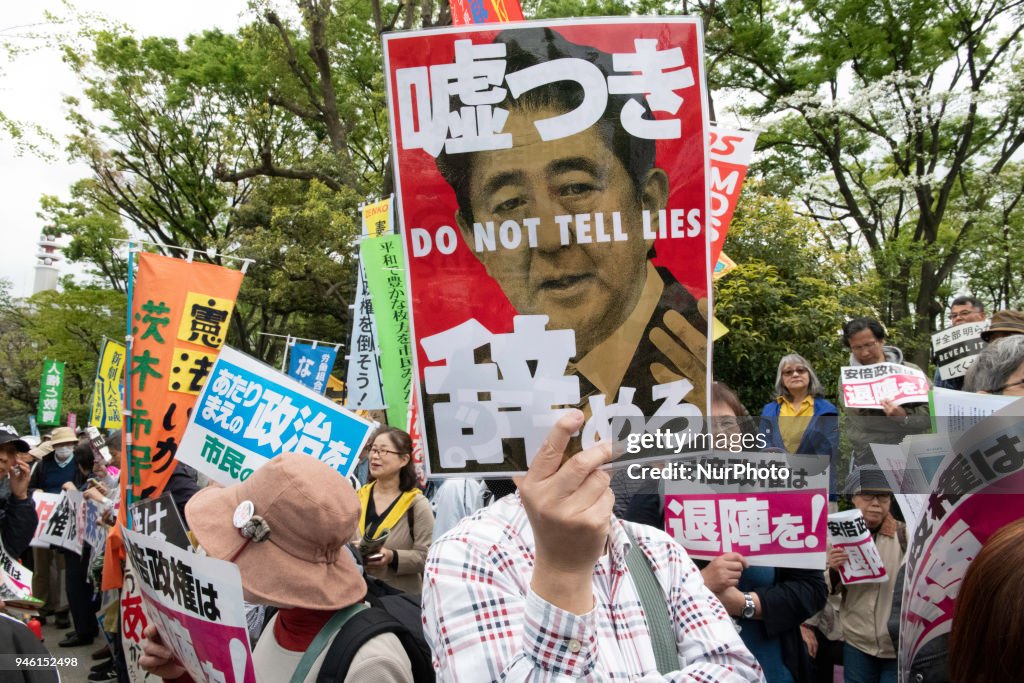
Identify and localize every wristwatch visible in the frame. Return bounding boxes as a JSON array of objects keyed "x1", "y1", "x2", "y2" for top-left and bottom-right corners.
[{"x1": 741, "y1": 592, "x2": 756, "y2": 619}]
